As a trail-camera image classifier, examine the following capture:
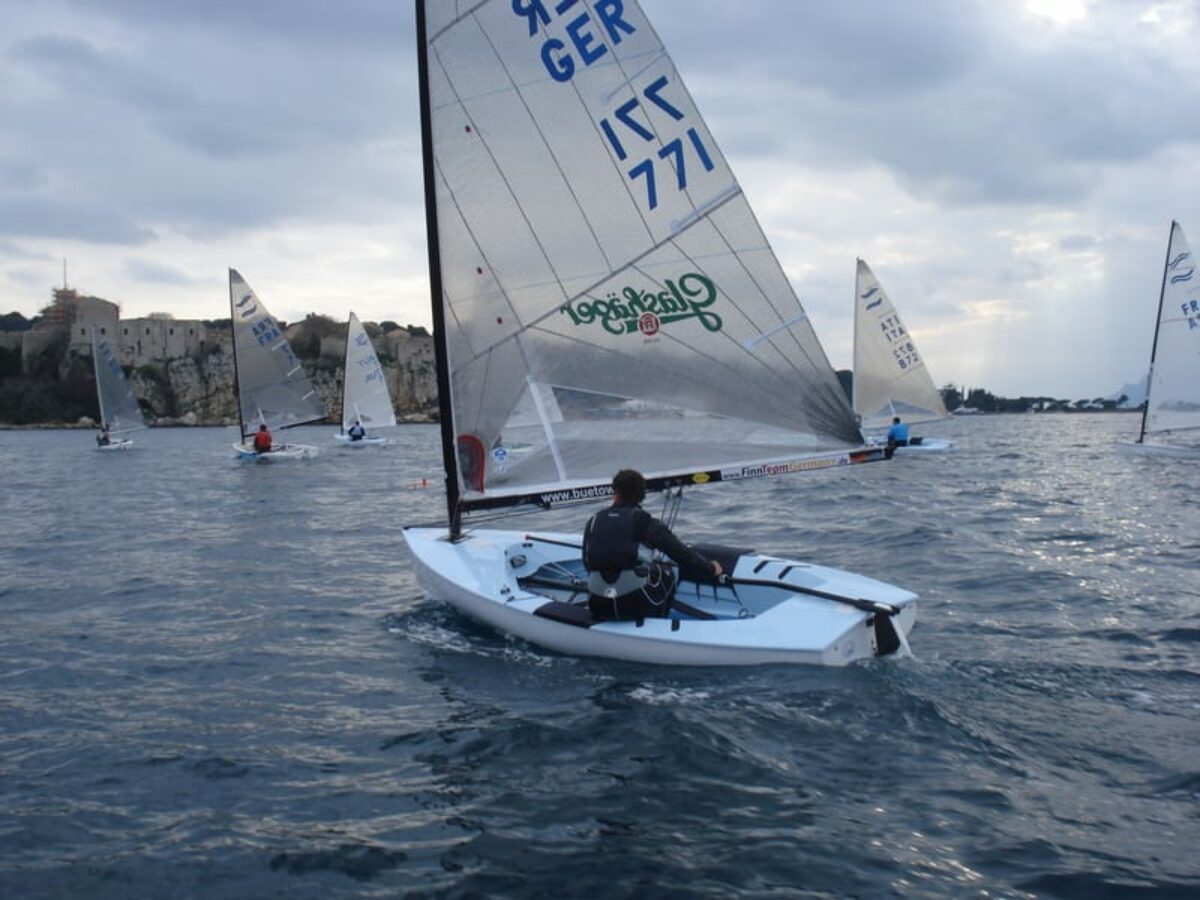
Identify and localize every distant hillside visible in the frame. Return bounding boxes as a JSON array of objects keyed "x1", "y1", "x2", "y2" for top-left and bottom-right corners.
[
  {"x1": 1109, "y1": 375, "x2": 1148, "y2": 409},
  {"x1": 0, "y1": 311, "x2": 35, "y2": 332}
]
